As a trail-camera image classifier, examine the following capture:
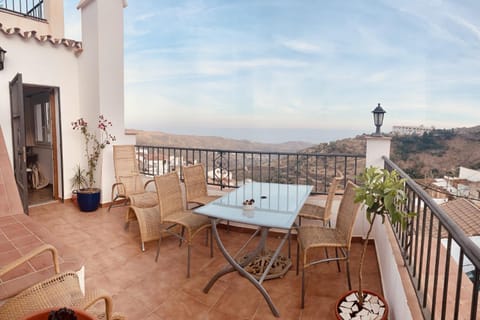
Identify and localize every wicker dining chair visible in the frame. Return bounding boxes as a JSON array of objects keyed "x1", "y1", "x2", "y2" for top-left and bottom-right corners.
[
  {"x1": 298, "y1": 174, "x2": 344, "y2": 227},
  {"x1": 127, "y1": 204, "x2": 163, "y2": 252},
  {"x1": 109, "y1": 145, "x2": 157, "y2": 213},
  {"x1": 296, "y1": 181, "x2": 361, "y2": 308},
  {"x1": 154, "y1": 172, "x2": 213, "y2": 278},
  {"x1": 183, "y1": 163, "x2": 221, "y2": 209},
  {"x1": 0, "y1": 244, "x2": 124, "y2": 320}
]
